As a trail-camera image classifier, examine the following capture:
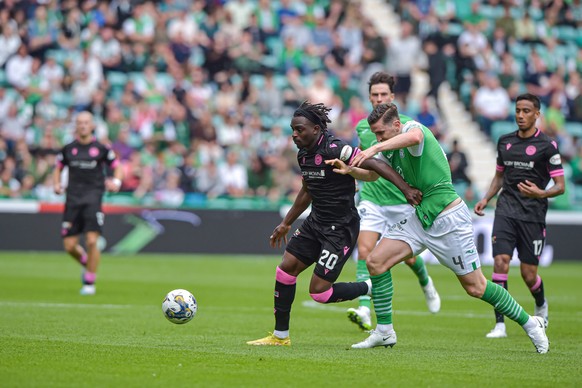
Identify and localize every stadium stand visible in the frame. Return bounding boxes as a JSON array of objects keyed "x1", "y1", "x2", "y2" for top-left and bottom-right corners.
[{"x1": 0, "y1": 0, "x2": 580, "y2": 209}]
